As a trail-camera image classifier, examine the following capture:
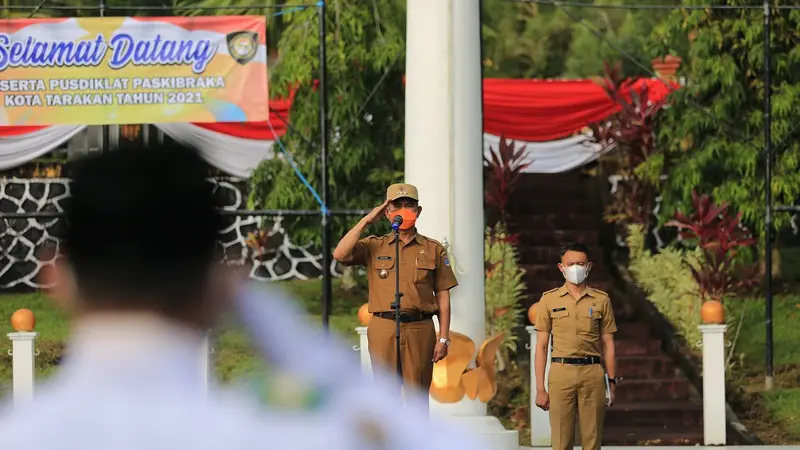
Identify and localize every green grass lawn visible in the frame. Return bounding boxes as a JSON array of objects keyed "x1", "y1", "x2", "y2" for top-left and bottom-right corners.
[
  {"x1": 727, "y1": 294, "x2": 800, "y2": 441},
  {"x1": 0, "y1": 279, "x2": 364, "y2": 393}
]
